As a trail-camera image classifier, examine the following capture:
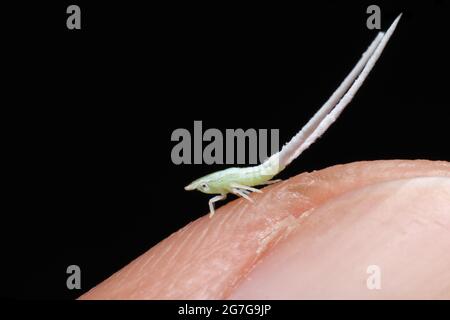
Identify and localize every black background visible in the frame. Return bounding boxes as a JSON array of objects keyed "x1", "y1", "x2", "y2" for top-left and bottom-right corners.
[{"x1": 3, "y1": 1, "x2": 449, "y2": 300}]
